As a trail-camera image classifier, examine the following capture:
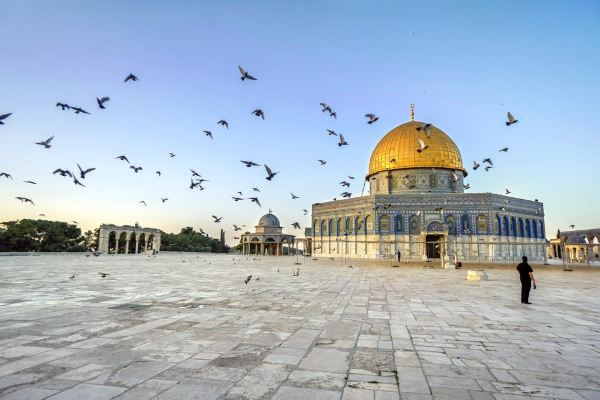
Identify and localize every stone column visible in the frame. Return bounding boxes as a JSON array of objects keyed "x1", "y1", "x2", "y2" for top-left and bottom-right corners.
[
  {"x1": 114, "y1": 232, "x2": 120, "y2": 255},
  {"x1": 260, "y1": 243, "x2": 264, "y2": 255},
  {"x1": 135, "y1": 237, "x2": 139, "y2": 254}
]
